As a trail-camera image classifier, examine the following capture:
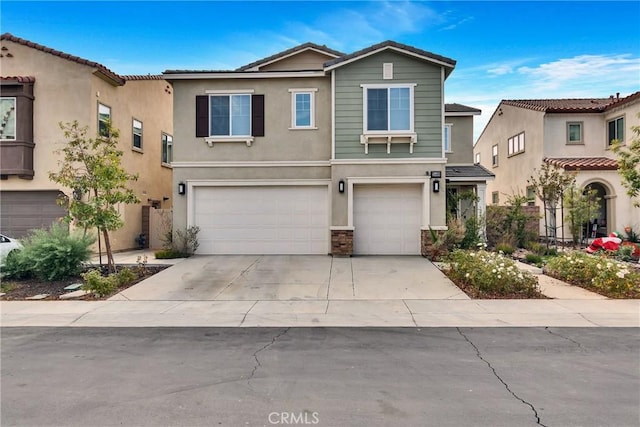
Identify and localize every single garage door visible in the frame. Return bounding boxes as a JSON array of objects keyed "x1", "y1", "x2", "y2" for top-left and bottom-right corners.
[
  {"x1": 354, "y1": 184, "x2": 422, "y2": 255},
  {"x1": 0, "y1": 191, "x2": 67, "y2": 238},
  {"x1": 194, "y1": 186, "x2": 329, "y2": 254}
]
